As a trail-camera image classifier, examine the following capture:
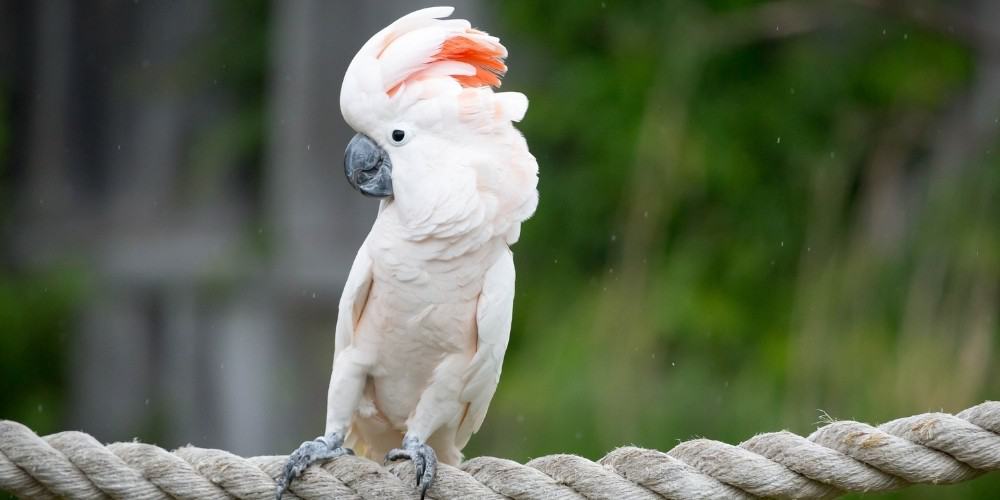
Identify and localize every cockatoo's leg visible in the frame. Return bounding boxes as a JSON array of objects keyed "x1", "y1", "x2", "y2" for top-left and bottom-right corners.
[
  {"x1": 275, "y1": 432, "x2": 351, "y2": 498},
  {"x1": 276, "y1": 347, "x2": 372, "y2": 499},
  {"x1": 387, "y1": 435, "x2": 438, "y2": 499},
  {"x1": 386, "y1": 354, "x2": 466, "y2": 499}
]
